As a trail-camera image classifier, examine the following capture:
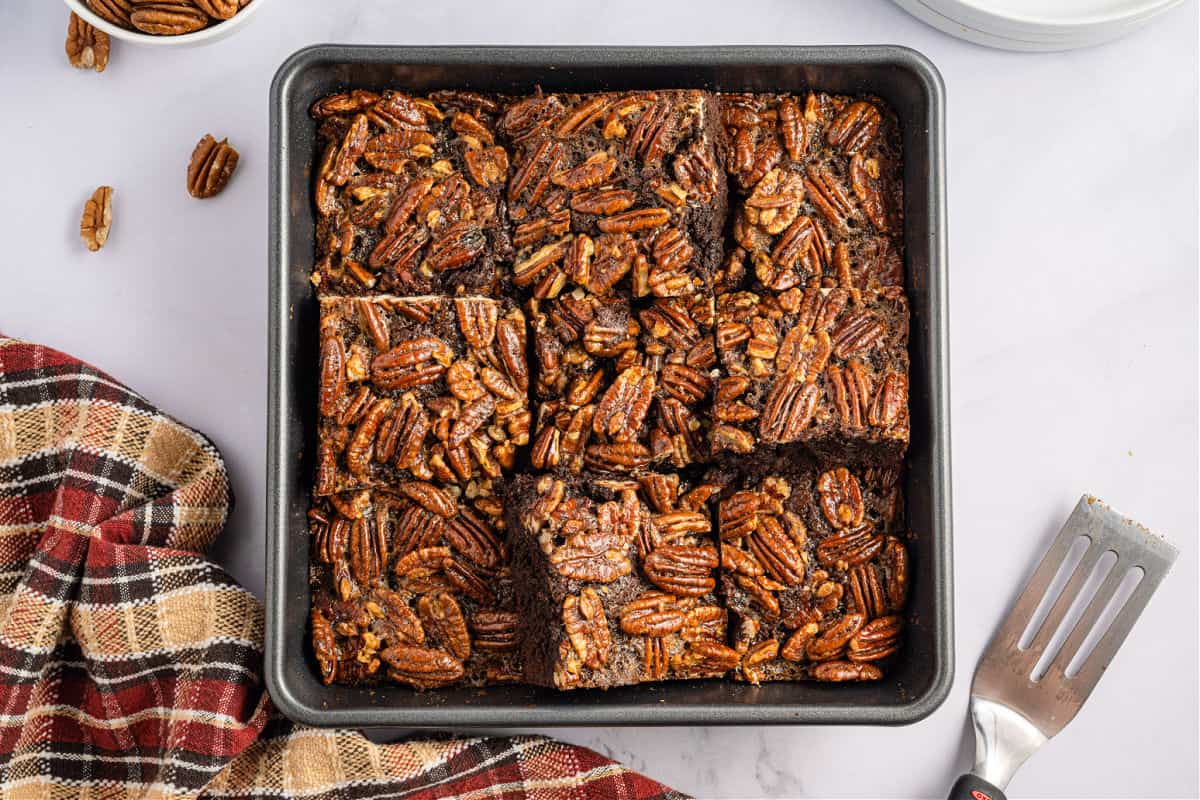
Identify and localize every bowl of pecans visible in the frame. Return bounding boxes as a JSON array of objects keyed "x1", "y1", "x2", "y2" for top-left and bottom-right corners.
[{"x1": 62, "y1": 0, "x2": 266, "y2": 46}]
